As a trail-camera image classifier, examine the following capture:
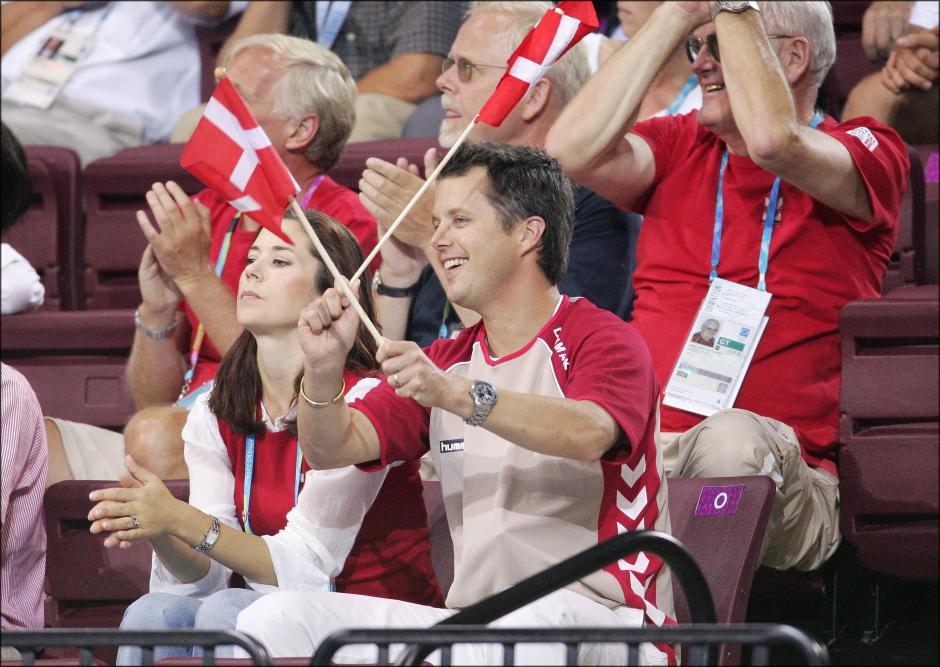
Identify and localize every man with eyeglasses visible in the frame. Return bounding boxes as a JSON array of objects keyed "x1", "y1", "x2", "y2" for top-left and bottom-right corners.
[
  {"x1": 548, "y1": 1, "x2": 910, "y2": 572},
  {"x1": 358, "y1": 1, "x2": 639, "y2": 350}
]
